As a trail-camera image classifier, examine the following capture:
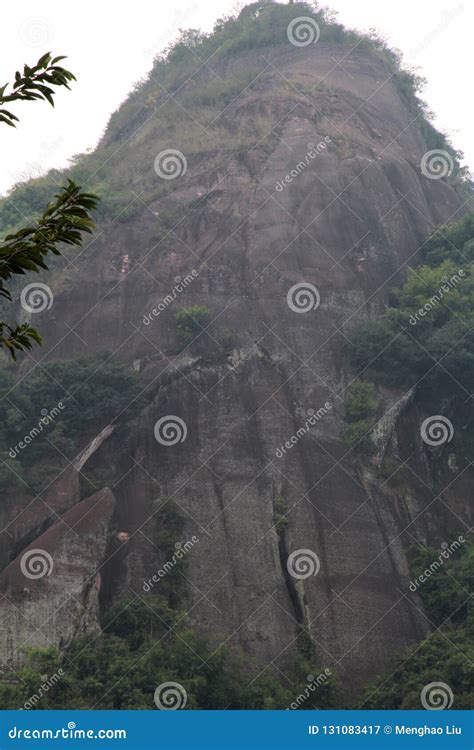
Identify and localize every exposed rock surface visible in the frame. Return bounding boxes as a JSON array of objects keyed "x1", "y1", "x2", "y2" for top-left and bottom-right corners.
[
  {"x1": 0, "y1": 426, "x2": 115, "y2": 573},
  {"x1": 1, "y1": 41, "x2": 472, "y2": 687},
  {"x1": 370, "y1": 388, "x2": 415, "y2": 467},
  {"x1": 0, "y1": 488, "x2": 115, "y2": 666}
]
